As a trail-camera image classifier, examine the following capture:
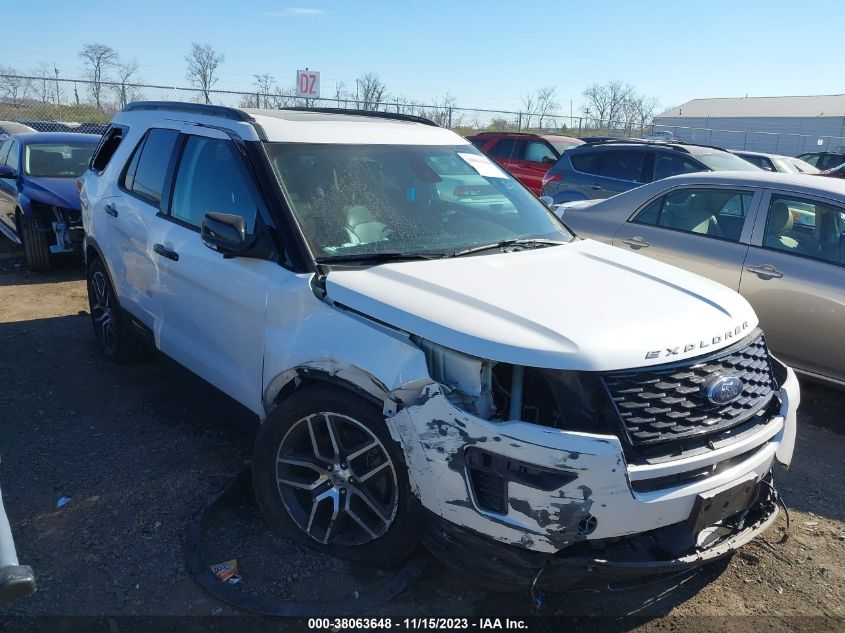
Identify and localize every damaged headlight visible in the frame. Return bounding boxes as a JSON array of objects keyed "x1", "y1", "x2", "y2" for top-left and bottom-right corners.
[
  {"x1": 414, "y1": 337, "x2": 496, "y2": 419},
  {"x1": 414, "y1": 338, "x2": 617, "y2": 434}
]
